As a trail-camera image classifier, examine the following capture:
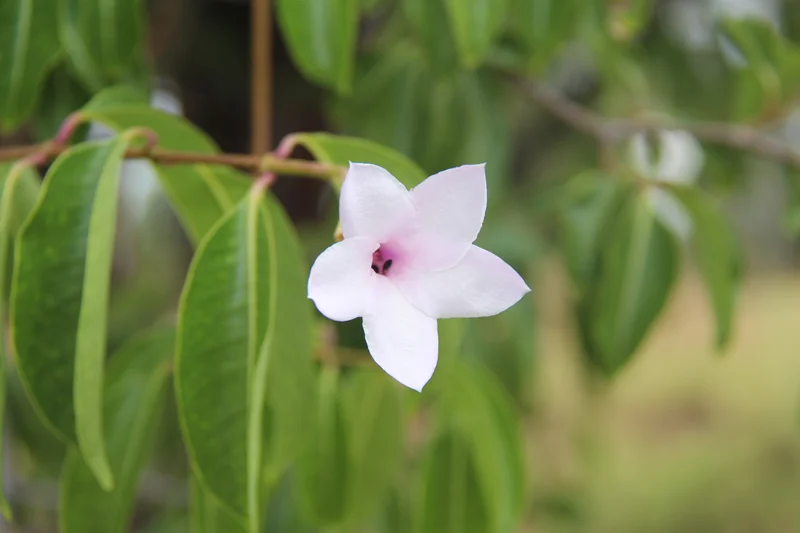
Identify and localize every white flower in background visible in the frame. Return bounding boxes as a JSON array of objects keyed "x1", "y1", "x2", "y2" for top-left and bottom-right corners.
[
  {"x1": 629, "y1": 130, "x2": 705, "y2": 241},
  {"x1": 307, "y1": 163, "x2": 530, "y2": 391}
]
